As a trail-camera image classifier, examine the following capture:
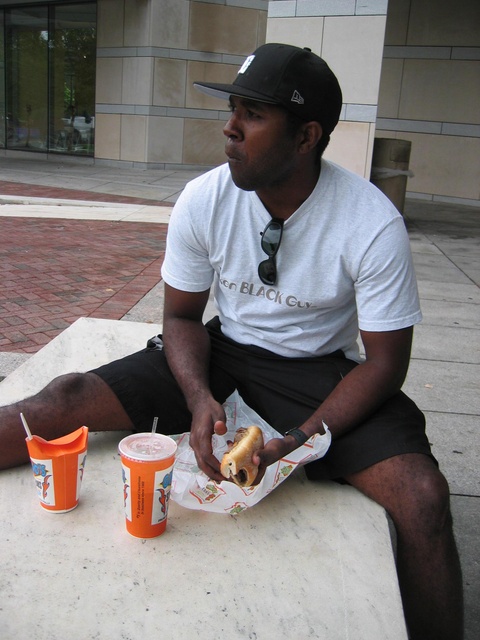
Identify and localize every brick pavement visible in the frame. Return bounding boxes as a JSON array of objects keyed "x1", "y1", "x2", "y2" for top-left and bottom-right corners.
[{"x1": 0, "y1": 215, "x2": 167, "y2": 353}]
